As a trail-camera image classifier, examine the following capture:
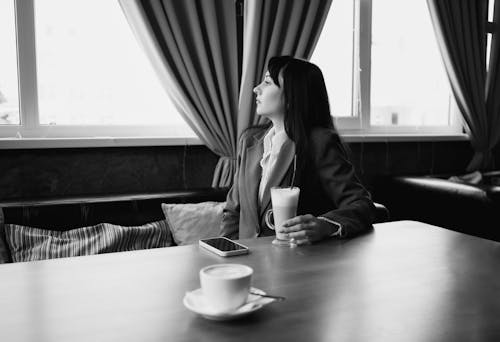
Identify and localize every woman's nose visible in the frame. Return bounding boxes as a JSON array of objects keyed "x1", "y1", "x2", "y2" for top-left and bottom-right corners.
[{"x1": 253, "y1": 85, "x2": 260, "y2": 94}]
